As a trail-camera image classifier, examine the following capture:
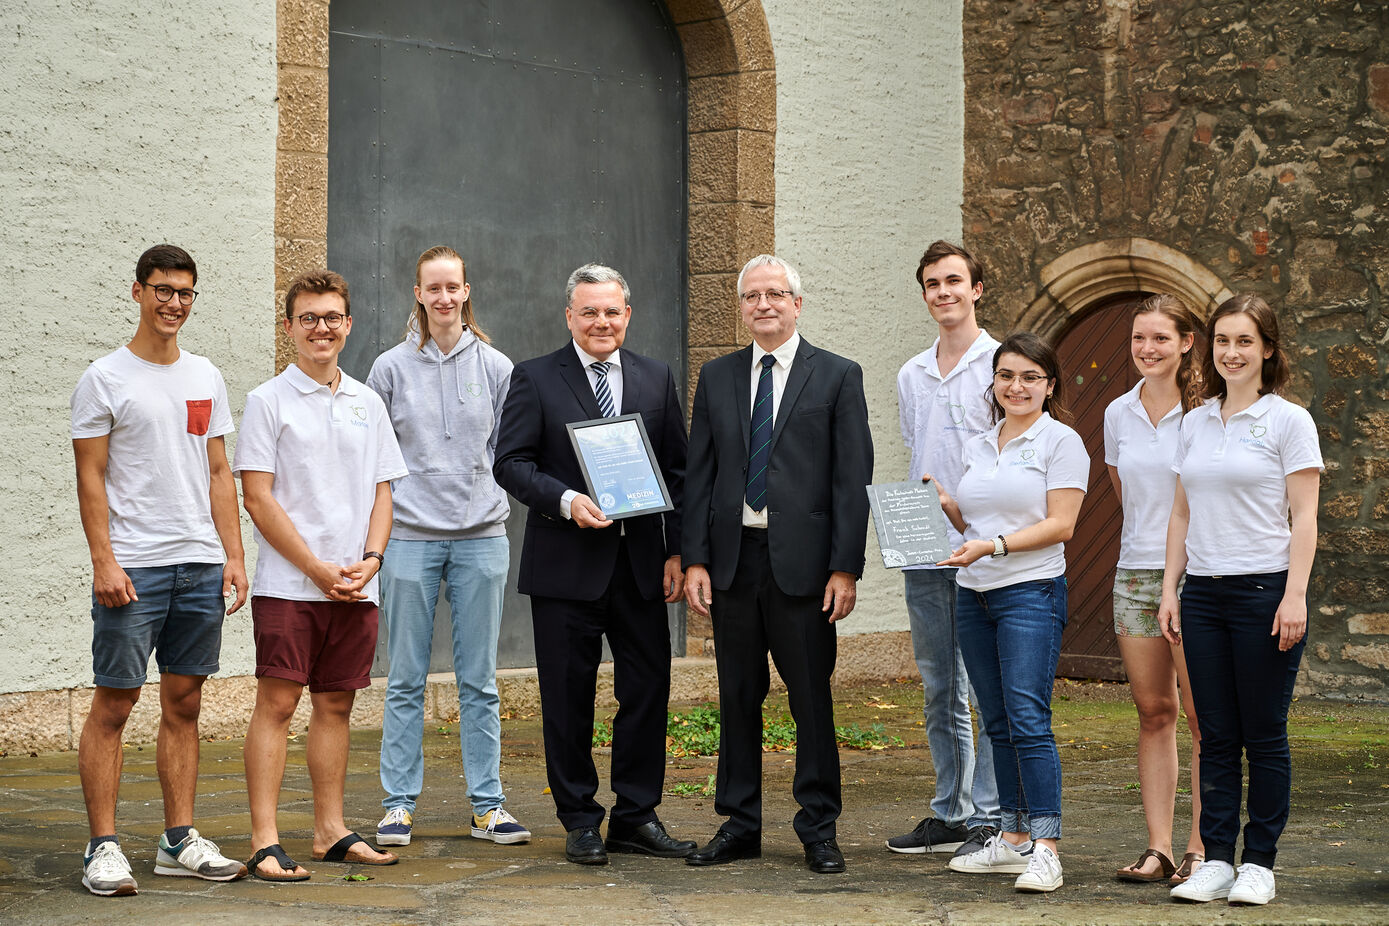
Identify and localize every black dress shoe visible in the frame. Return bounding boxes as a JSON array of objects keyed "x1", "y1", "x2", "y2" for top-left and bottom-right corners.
[
  {"x1": 686, "y1": 828, "x2": 761, "y2": 866},
  {"x1": 565, "y1": 826, "x2": 608, "y2": 865},
  {"x1": 605, "y1": 819, "x2": 697, "y2": 857},
  {"x1": 804, "y1": 838, "x2": 845, "y2": 873}
]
